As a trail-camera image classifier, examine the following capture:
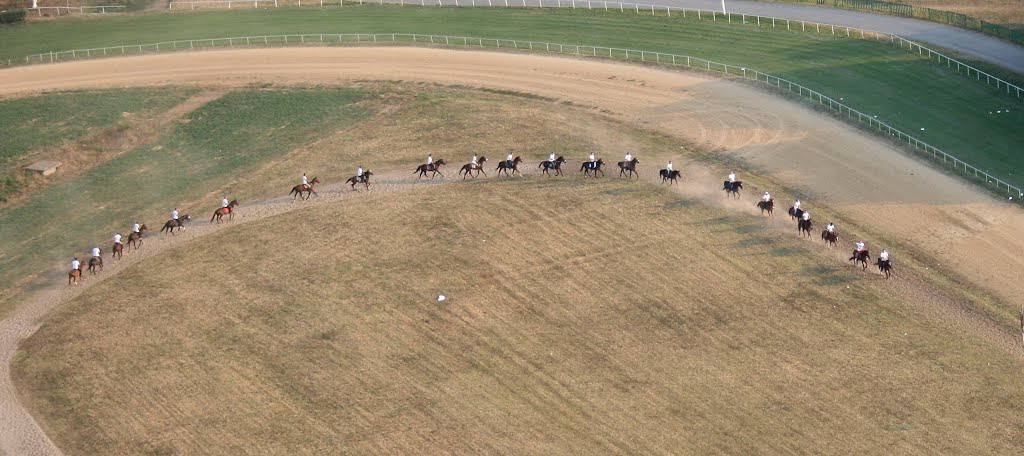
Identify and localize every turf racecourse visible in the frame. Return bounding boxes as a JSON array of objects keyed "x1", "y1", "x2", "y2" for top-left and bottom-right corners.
[
  {"x1": 0, "y1": 6, "x2": 1021, "y2": 183},
  {"x1": 15, "y1": 175, "x2": 1024, "y2": 454}
]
